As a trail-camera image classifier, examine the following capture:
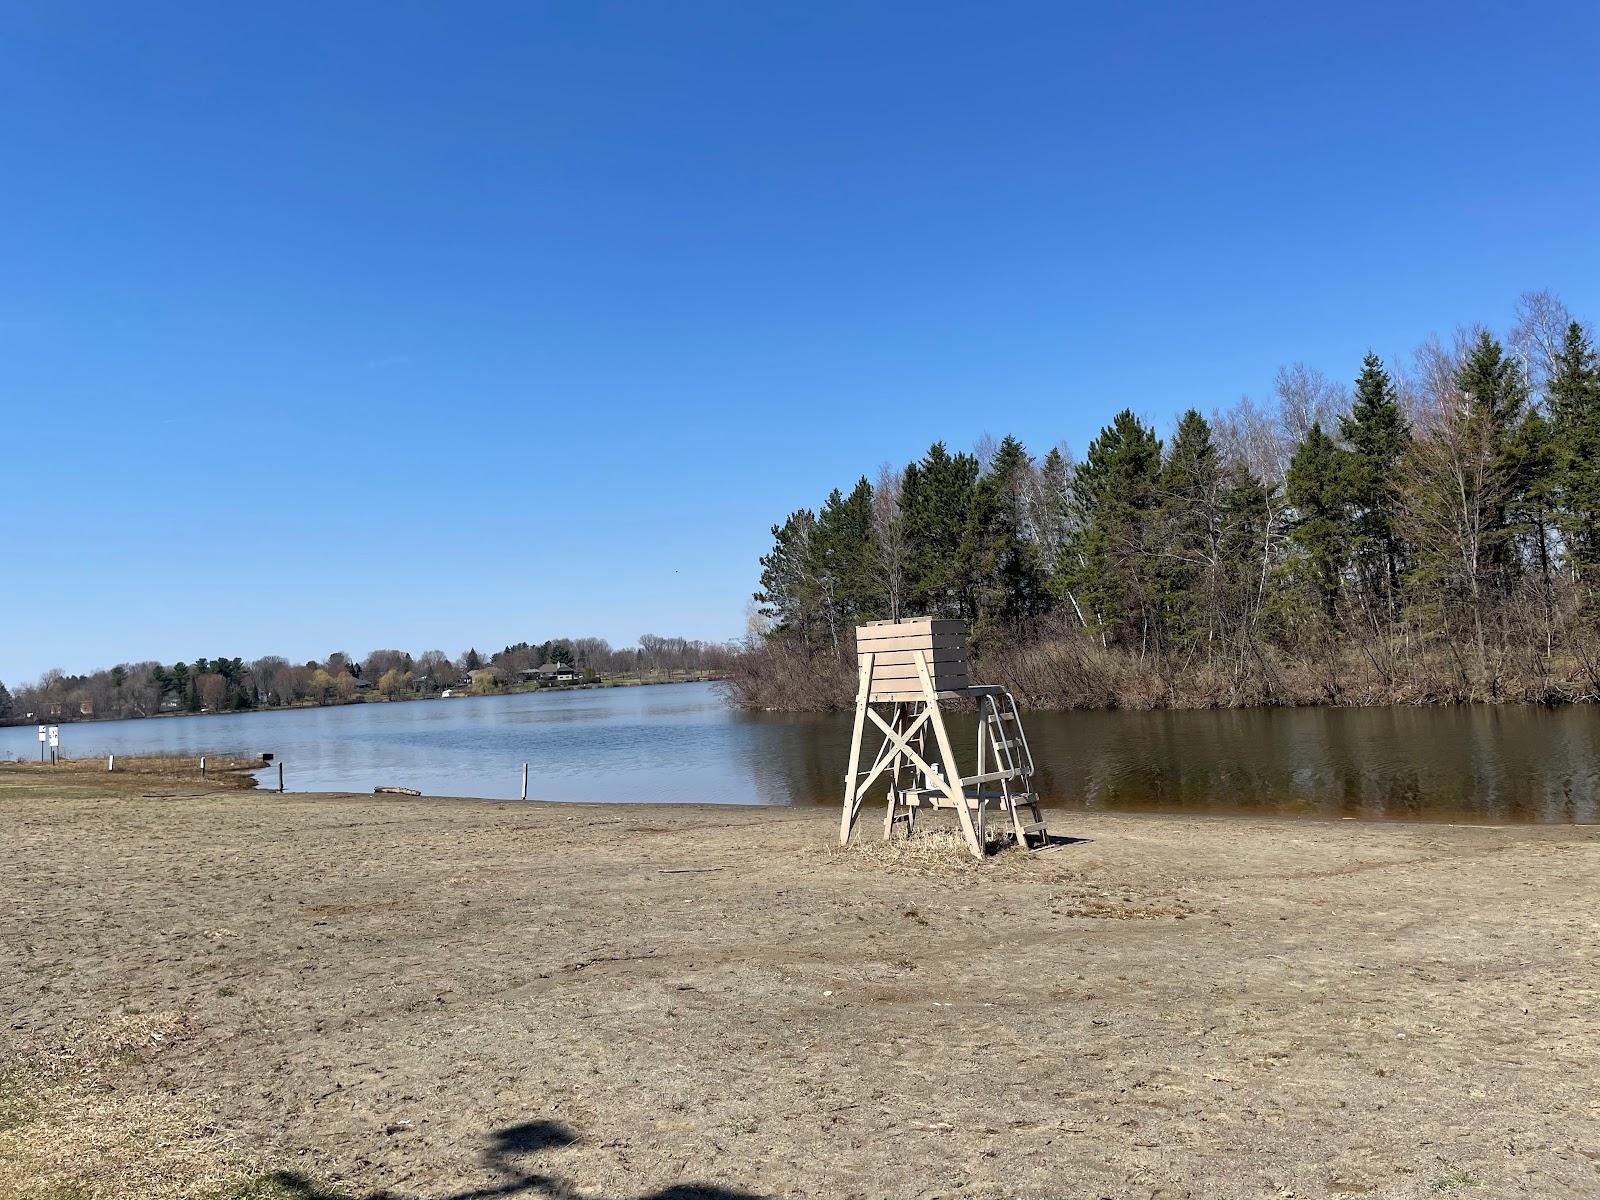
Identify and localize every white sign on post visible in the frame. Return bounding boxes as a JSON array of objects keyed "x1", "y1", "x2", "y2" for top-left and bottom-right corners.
[
  {"x1": 47, "y1": 726, "x2": 59, "y2": 749},
  {"x1": 38, "y1": 725, "x2": 46, "y2": 742}
]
